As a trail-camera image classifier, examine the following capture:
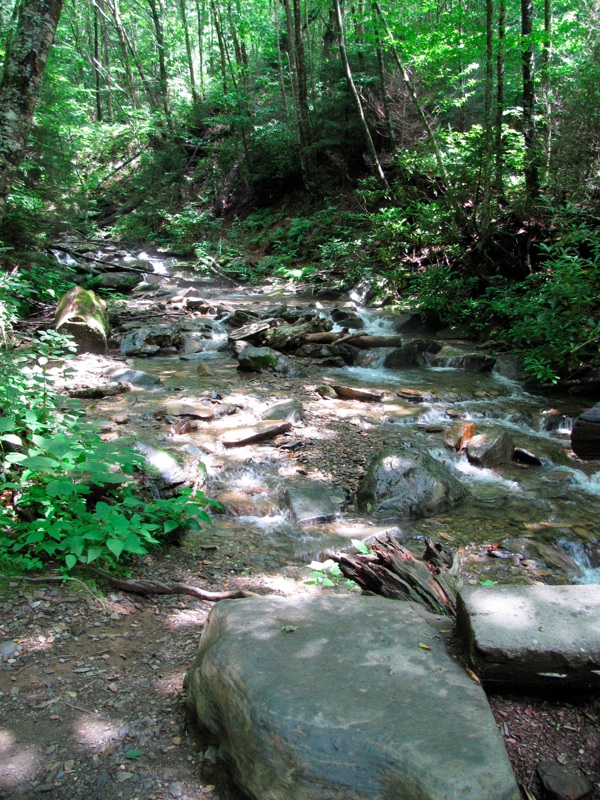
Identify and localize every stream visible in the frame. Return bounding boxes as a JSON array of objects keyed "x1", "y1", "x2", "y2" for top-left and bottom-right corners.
[{"x1": 58, "y1": 245, "x2": 600, "y2": 588}]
